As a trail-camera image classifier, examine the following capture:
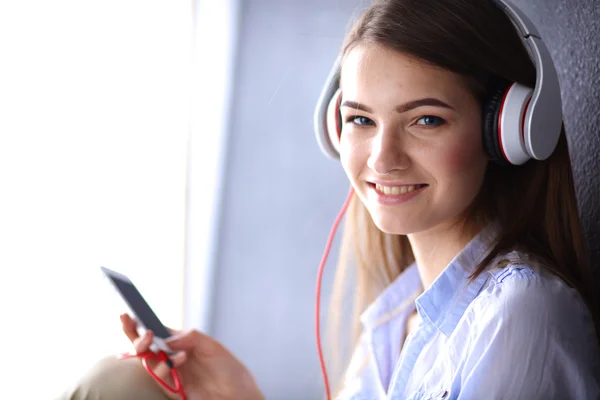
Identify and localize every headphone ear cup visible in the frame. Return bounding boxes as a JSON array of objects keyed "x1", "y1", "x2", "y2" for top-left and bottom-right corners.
[
  {"x1": 482, "y1": 80, "x2": 511, "y2": 166},
  {"x1": 326, "y1": 88, "x2": 343, "y2": 154}
]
